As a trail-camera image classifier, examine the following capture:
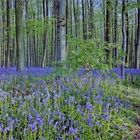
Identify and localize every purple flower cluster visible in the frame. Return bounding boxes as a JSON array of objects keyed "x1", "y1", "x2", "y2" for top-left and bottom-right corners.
[
  {"x1": 0, "y1": 67, "x2": 53, "y2": 81},
  {"x1": 0, "y1": 117, "x2": 19, "y2": 133},
  {"x1": 28, "y1": 113, "x2": 44, "y2": 132},
  {"x1": 0, "y1": 67, "x2": 134, "y2": 139},
  {"x1": 112, "y1": 68, "x2": 140, "y2": 76}
]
